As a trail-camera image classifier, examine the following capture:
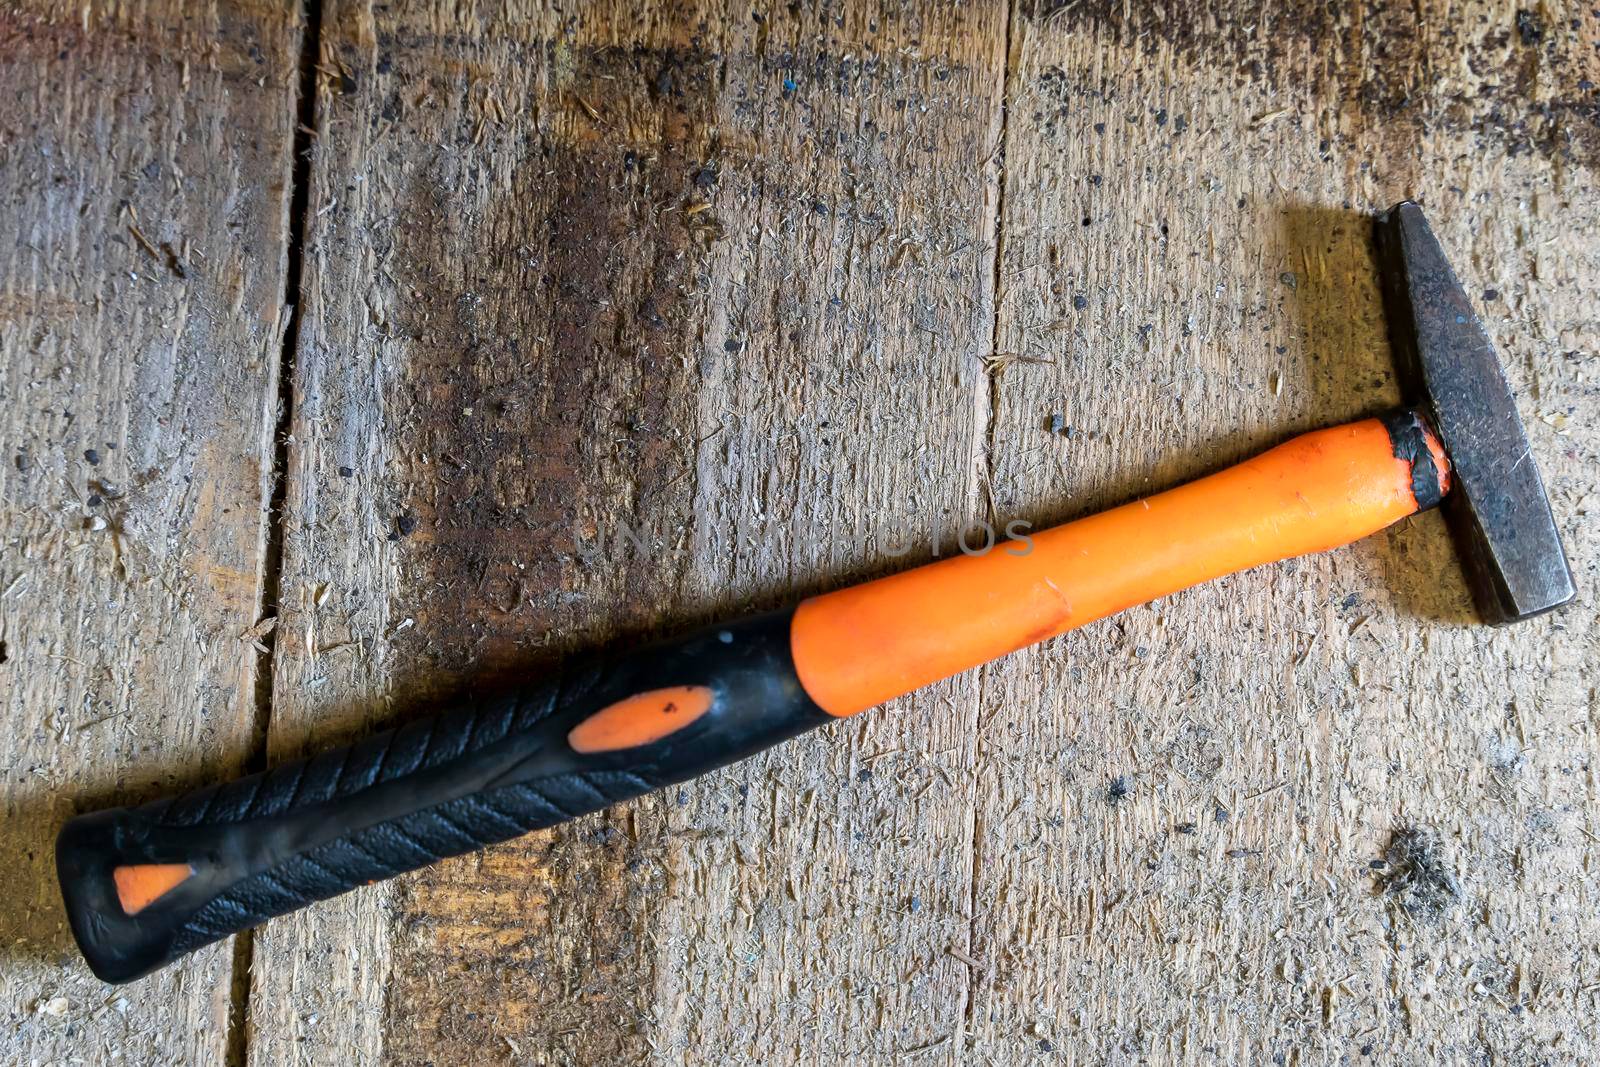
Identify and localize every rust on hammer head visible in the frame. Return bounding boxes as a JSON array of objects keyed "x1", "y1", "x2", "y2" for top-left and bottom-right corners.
[{"x1": 1374, "y1": 201, "x2": 1576, "y2": 624}]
